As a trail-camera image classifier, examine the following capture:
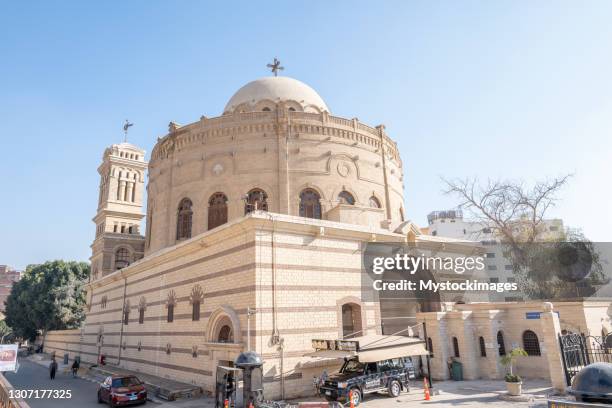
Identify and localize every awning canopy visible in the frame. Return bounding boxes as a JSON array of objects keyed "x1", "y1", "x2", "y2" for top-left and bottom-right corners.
[{"x1": 305, "y1": 334, "x2": 429, "y2": 362}]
